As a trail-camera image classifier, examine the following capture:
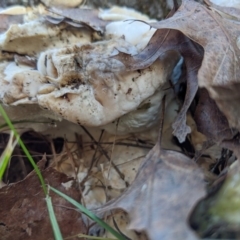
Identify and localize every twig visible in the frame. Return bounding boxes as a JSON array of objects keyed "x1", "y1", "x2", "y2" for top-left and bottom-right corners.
[{"x1": 80, "y1": 125, "x2": 125, "y2": 181}]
